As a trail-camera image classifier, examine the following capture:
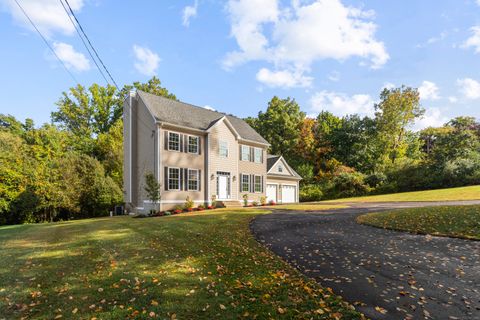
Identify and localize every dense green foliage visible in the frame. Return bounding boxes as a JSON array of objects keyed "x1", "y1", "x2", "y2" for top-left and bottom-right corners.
[
  {"x1": 0, "y1": 77, "x2": 175, "y2": 225},
  {"x1": 357, "y1": 205, "x2": 480, "y2": 240},
  {"x1": 248, "y1": 89, "x2": 480, "y2": 200}
]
